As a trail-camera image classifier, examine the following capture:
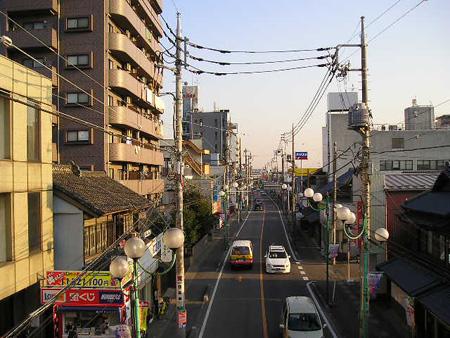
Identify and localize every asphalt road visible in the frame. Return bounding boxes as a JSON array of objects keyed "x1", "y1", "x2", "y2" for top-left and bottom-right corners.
[{"x1": 197, "y1": 195, "x2": 334, "y2": 338}]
